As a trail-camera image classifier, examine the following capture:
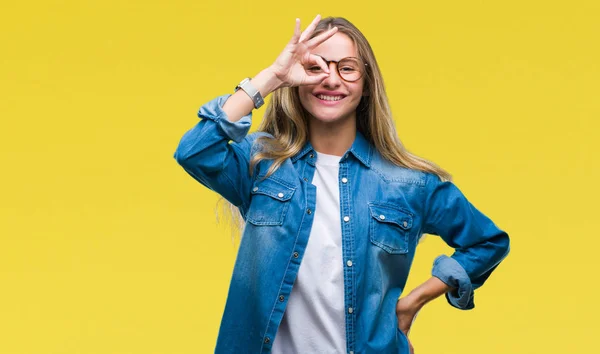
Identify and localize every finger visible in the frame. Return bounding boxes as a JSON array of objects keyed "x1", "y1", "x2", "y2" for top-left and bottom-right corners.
[
  {"x1": 299, "y1": 14, "x2": 321, "y2": 42},
  {"x1": 303, "y1": 73, "x2": 329, "y2": 86},
  {"x1": 310, "y1": 54, "x2": 330, "y2": 74},
  {"x1": 289, "y1": 18, "x2": 301, "y2": 44},
  {"x1": 305, "y1": 26, "x2": 338, "y2": 48}
]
